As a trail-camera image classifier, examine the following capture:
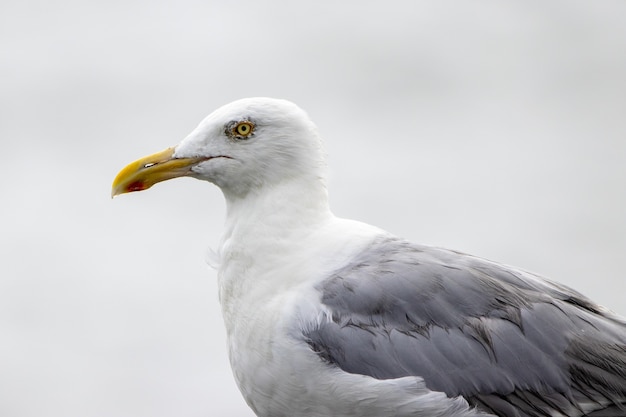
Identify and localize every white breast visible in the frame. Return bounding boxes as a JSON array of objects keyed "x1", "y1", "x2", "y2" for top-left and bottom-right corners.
[{"x1": 216, "y1": 216, "x2": 486, "y2": 417}]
